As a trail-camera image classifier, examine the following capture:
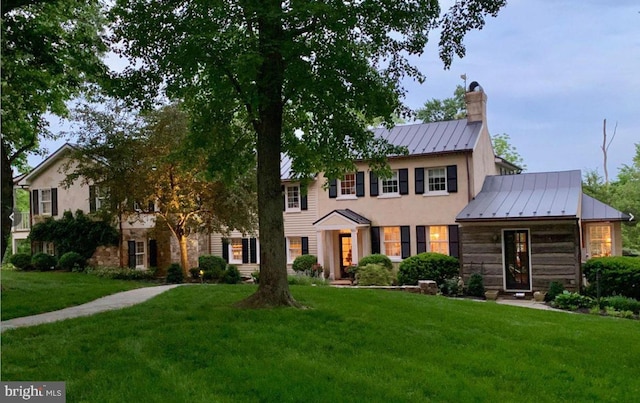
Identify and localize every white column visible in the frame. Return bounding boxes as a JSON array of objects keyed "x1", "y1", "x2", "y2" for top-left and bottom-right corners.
[
  {"x1": 316, "y1": 230, "x2": 324, "y2": 278},
  {"x1": 351, "y1": 228, "x2": 359, "y2": 267}
]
